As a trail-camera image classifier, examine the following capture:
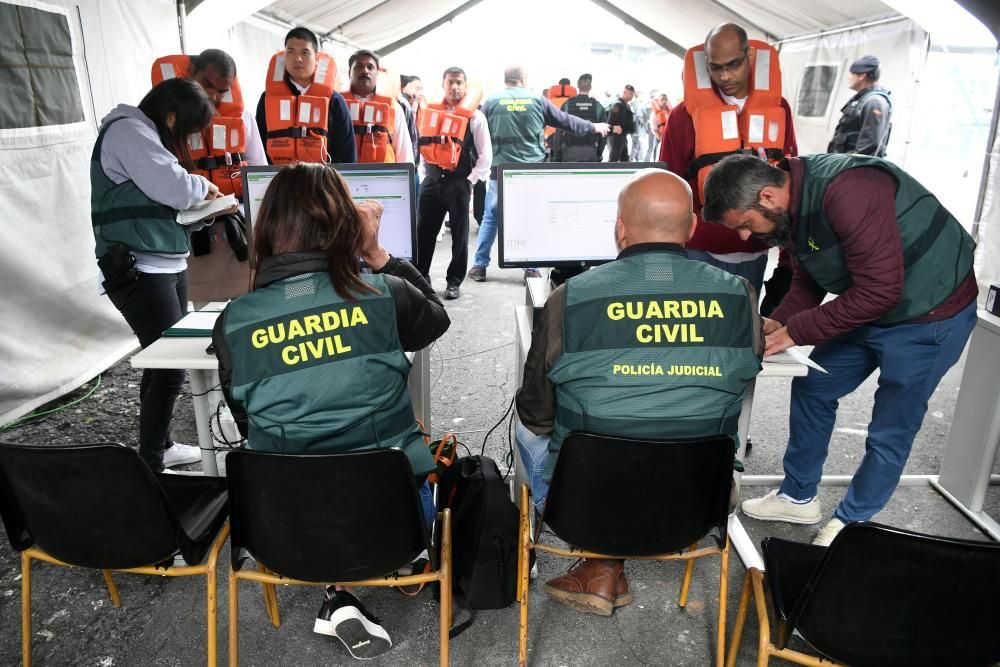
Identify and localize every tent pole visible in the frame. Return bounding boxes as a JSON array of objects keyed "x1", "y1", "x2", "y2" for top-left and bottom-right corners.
[
  {"x1": 376, "y1": 0, "x2": 485, "y2": 56},
  {"x1": 177, "y1": 0, "x2": 187, "y2": 53},
  {"x1": 972, "y1": 60, "x2": 1000, "y2": 241},
  {"x1": 588, "y1": 0, "x2": 686, "y2": 58}
]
